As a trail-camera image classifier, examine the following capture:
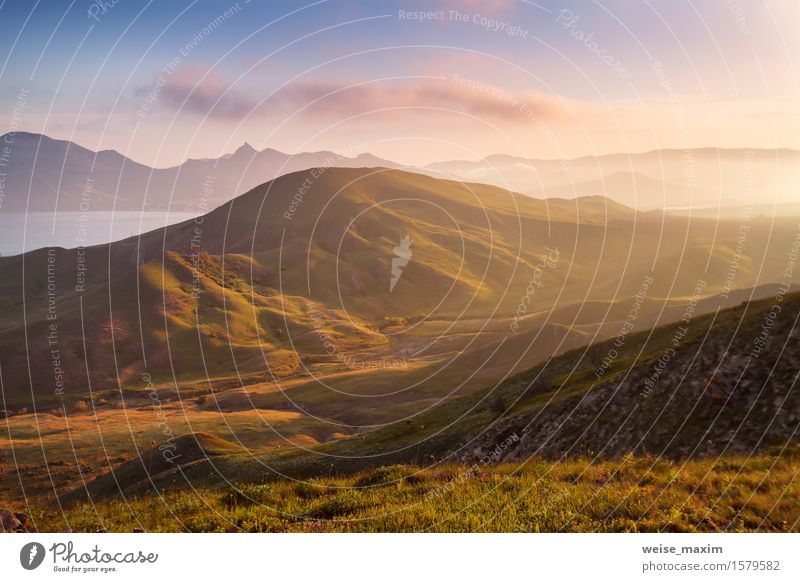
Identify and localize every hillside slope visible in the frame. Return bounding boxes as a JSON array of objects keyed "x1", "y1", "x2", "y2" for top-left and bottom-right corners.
[
  {"x1": 1, "y1": 167, "x2": 798, "y2": 446},
  {"x1": 69, "y1": 288, "x2": 800, "y2": 501}
]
